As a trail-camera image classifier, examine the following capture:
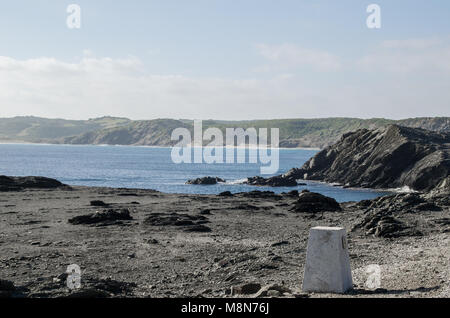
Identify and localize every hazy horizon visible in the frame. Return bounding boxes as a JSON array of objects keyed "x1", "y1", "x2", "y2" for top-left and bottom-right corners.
[{"x1": 1, "y1": 114, "x2": 449, "y2": 122}]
